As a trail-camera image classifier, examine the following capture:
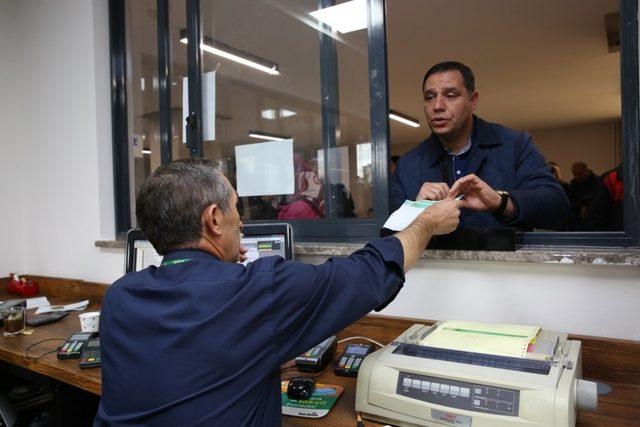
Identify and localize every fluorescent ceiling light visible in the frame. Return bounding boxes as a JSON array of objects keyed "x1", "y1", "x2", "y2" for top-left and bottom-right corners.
[
  {"x1": 389, "y1": 110, "x2": 420, "y2": 128},
  {"x1": 248, "y1": 131, "x2": 290, "y2": 141},
  {"x1": 310, "y1": 0, "x2": 367, "y2": 34},
  {"x1": 180, "y1": 30, "x2": 279, "y2": 76},
  {"x1": 261, "y1": 108, "x2": 298, "y2": 120},
  {"x1": 280, "y1": 109, "x2": 297, "y2": 118},
  {"x1": 261, "y1": 109, "x2": 277, "y2": 120},
  {"x1": 142, "y1": 149, "x2": 152, "y2": 154}
]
